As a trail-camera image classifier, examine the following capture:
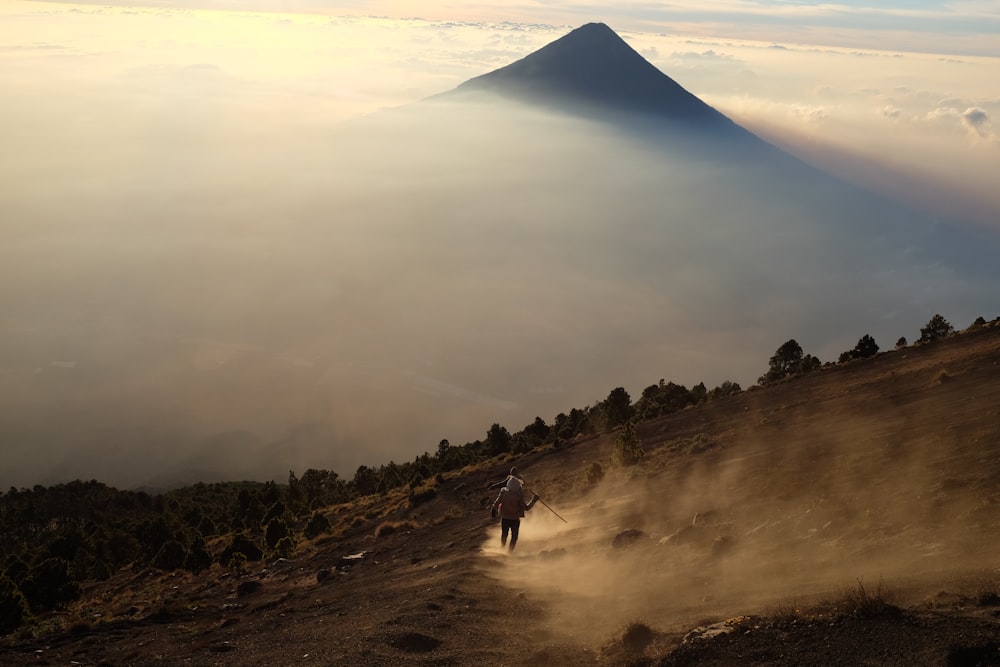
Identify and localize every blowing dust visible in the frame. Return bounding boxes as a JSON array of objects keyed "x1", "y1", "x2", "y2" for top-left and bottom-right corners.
[{"x1": 480, "y1": 396, "x2": 1000, "y2": 642}]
